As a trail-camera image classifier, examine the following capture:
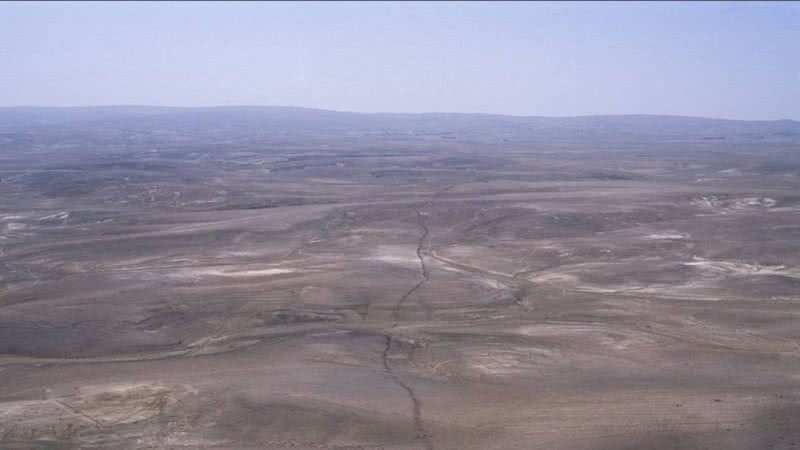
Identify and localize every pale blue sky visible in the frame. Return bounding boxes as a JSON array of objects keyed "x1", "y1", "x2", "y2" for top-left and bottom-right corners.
[{"x1": 1, "y1": 1, "x2": 799, "y2": 119}]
